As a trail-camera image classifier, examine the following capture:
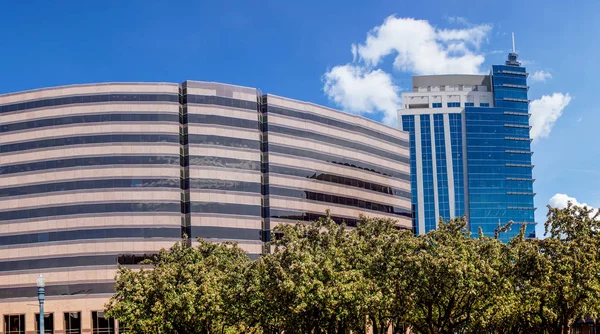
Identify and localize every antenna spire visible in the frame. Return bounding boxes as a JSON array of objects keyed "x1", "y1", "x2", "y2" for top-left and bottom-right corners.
[
  {"x1": 511, "y1": 32, "x2": 516, "y2": 53},
  {"x1": 506, "y1": 32, "x2": 520, "y2": 66}
]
